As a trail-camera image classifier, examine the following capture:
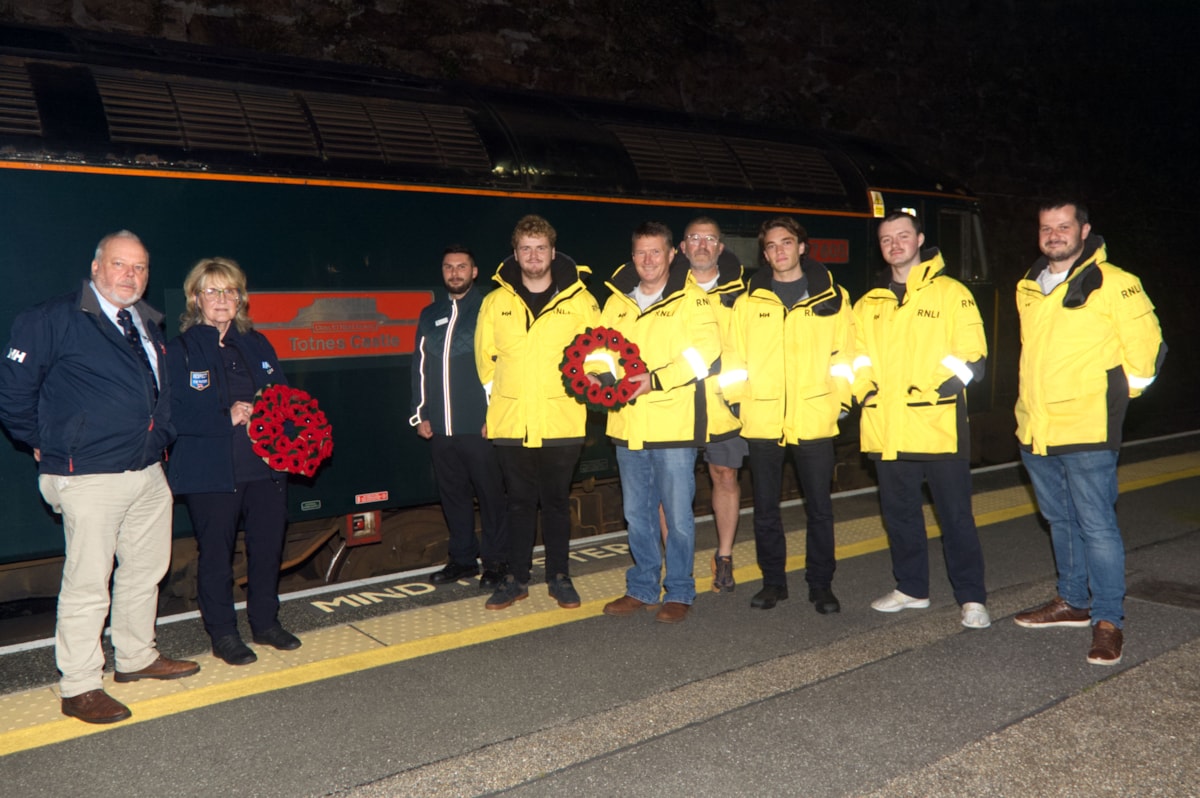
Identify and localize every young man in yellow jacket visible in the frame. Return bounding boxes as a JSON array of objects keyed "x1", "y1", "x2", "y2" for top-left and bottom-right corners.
[
  {"x1": 1013, "y1": 200, "x2": 1165, "y2": 666},
  {"x1": 721, "y1": 217, "x2": 854, "y2": 613},
  {"x1": 598, "y1": 222, "x2": 723, "y2": 624},
  {"x1": 475, "y1": 215, "x2": 600, "y2": 611},
  {"x1": 853, "y1": 211, "x2": 990, "y2": 630}
]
